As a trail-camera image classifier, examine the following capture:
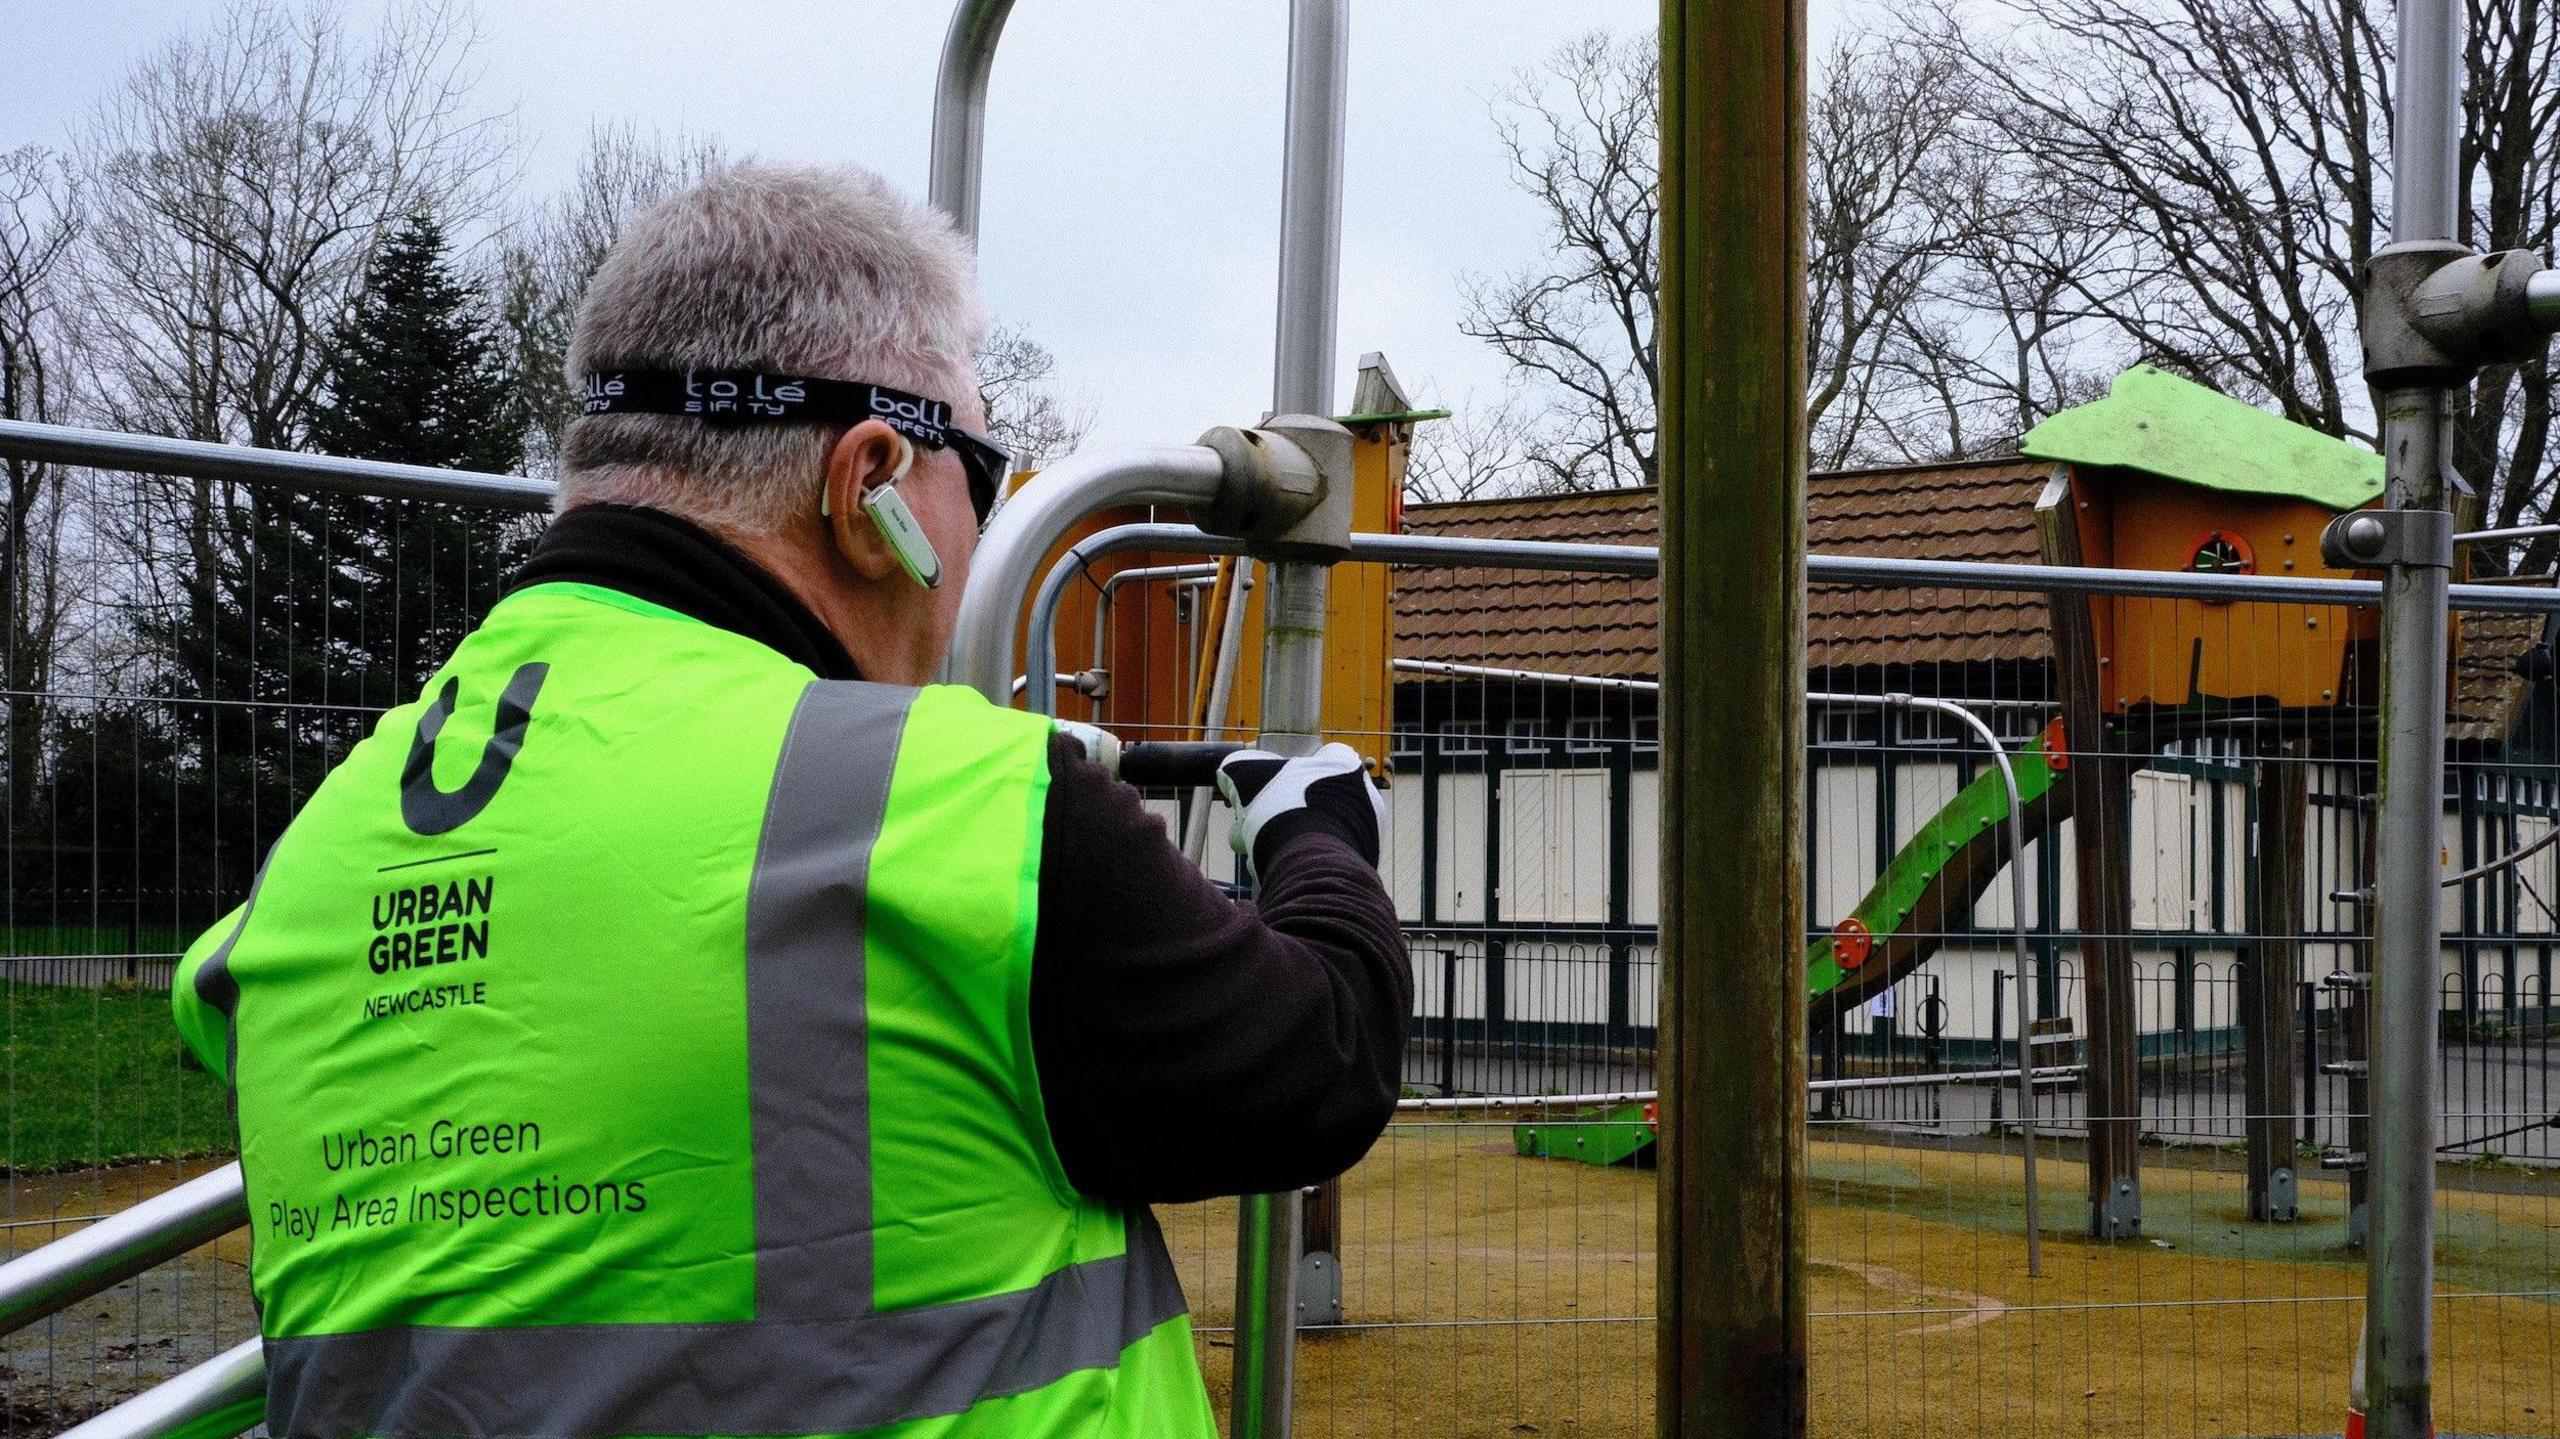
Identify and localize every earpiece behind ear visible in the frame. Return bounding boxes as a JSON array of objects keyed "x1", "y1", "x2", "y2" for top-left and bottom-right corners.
[{"x1": 860, "y1": 477, "x2": 944, "y2": 590}]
